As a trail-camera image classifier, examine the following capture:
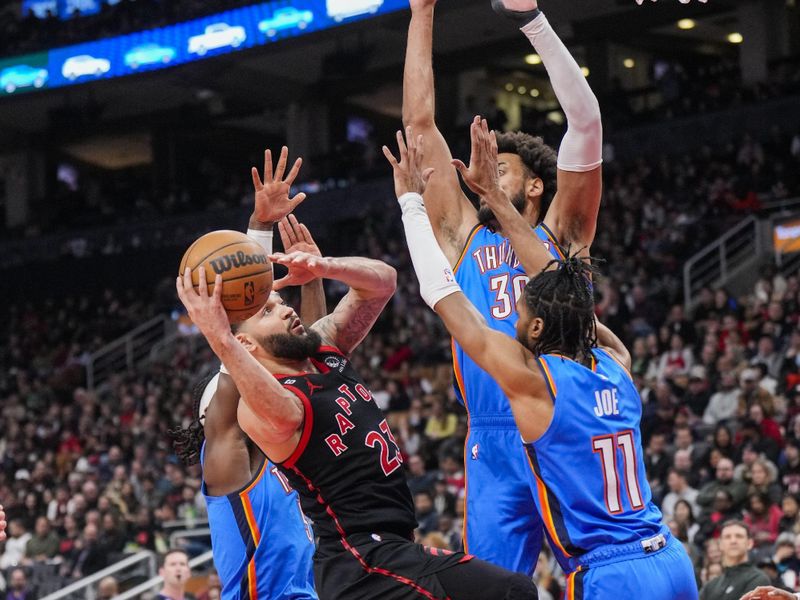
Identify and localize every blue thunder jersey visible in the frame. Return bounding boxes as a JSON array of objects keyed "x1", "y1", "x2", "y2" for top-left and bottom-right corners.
[
  {"x1": 452, "y1": 223, "x2": 563, "y2": 411},
  {"x1": 452, "y1": 223, "x2": 562, "y2": 574},
  {"x1": 524, "y1": 349, "x2": 664, "y2": 573},
  {"x1": 201, "y1": 444, "x2": 317, "y2": 600}
]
